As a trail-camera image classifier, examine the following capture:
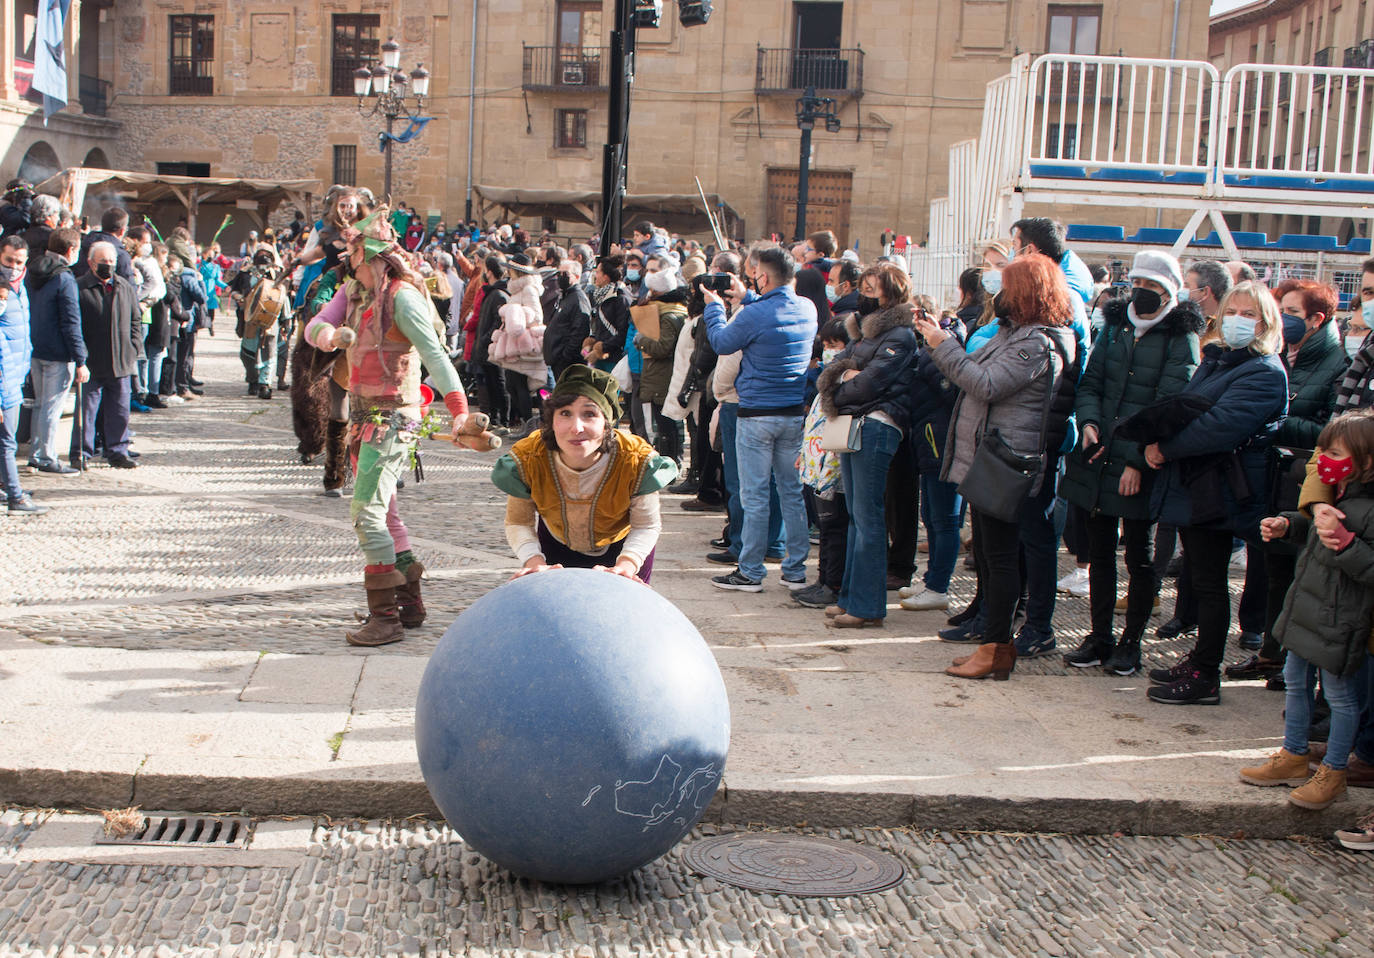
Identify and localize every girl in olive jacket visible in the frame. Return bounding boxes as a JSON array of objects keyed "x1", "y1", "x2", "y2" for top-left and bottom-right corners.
[{"x1": 1242, "y1": 410, "x2": 1374, "y2": 810}]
